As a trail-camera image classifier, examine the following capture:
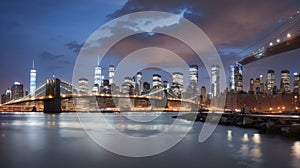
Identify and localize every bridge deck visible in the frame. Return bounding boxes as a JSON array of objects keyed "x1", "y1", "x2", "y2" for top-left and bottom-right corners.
[{"x1": 239, "y1": 34, "x2": 300, "y2": 65}]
